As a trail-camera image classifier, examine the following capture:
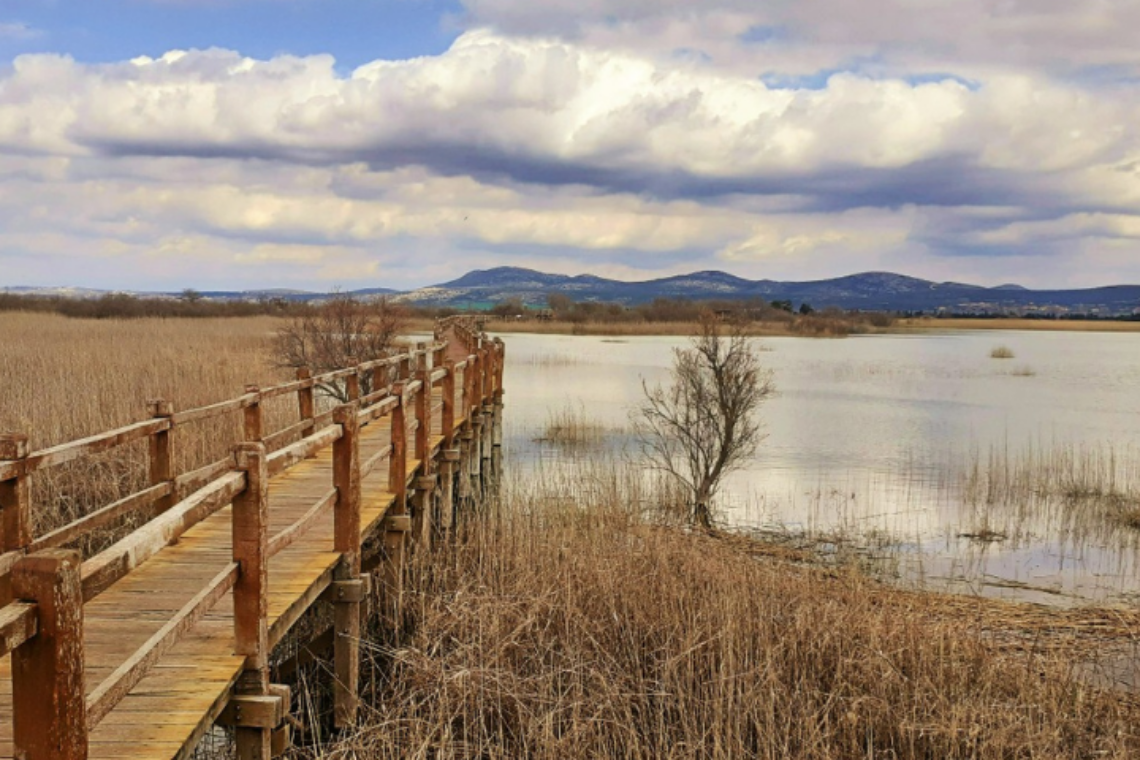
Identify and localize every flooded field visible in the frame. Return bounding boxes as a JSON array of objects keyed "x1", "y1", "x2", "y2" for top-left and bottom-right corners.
[{"x1": 495, "y1": 329, "x2": 1140, "y2": 606}]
